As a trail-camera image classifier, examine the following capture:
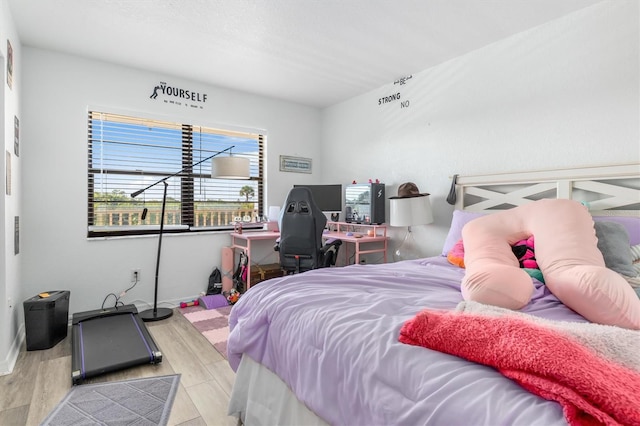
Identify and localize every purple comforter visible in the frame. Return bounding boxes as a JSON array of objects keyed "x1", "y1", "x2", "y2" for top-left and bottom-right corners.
[{"x1": 228, "y1": 257, "x2": 586, "y2": 425}]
